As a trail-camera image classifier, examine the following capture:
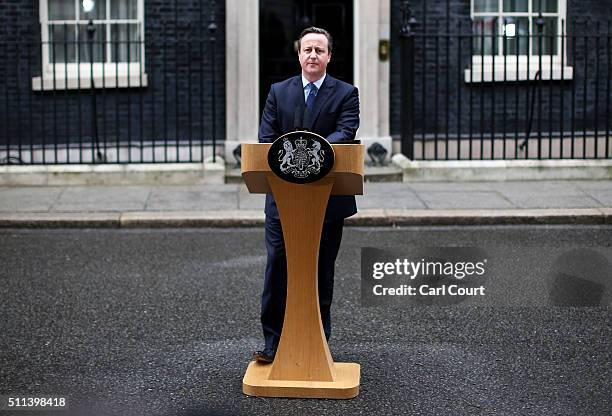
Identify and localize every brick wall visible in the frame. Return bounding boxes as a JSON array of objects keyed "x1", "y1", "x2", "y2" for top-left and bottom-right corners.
[
  {"x1": 389, "y1": 0, "x2": 612, "y2": 141},
  {"x1": 0, "y1": 0, "x2": 226, "y2": 156},
  {"x1": 2, "y1": 0, "x2": 610, "y2": 158}
]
